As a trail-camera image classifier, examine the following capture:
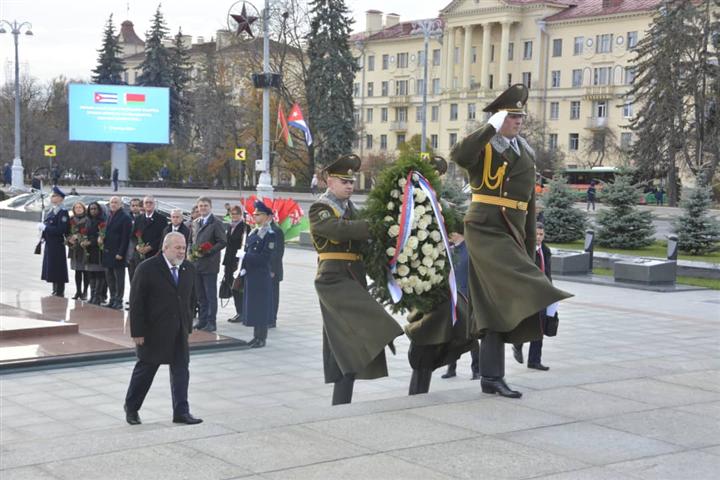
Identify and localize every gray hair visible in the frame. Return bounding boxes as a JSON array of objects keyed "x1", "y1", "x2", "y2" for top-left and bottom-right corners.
[
  {"x1": 163, "y1": 231, "x2": 186, "y2": 248},
  {"x1": 170, "y1": 208, "x2": 183, "y2": 216}
]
